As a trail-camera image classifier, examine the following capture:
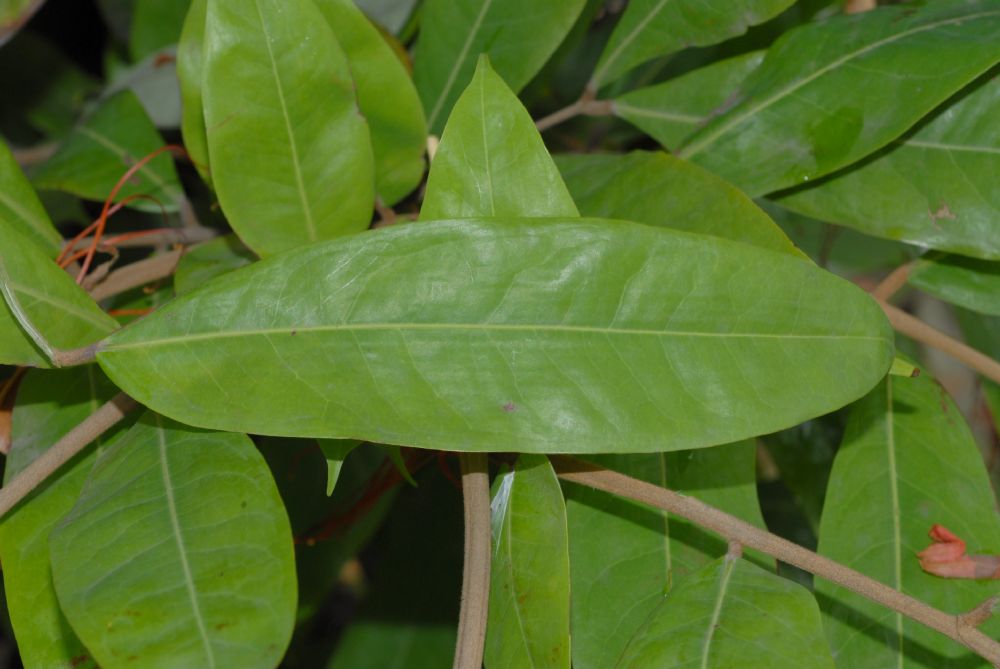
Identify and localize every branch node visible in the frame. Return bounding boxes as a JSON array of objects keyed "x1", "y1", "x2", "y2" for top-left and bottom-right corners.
[{"x1": 961, "y1": 595, "x2": 1000, "y2": 628}]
